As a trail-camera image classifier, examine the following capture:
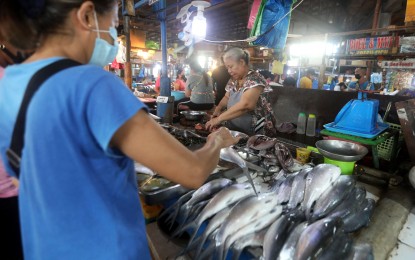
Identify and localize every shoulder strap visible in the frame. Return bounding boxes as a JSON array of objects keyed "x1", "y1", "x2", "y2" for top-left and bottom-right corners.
[{"x1": 6, "y1": 59, "x2": 81, "y2": 177}]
